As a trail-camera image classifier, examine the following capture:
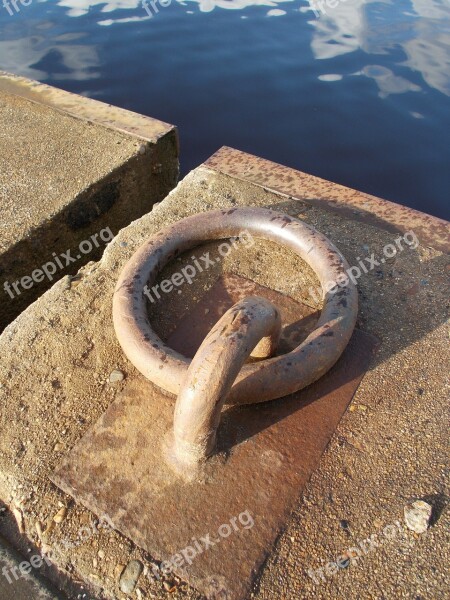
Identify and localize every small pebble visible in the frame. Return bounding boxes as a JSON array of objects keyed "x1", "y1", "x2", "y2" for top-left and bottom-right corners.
[
  {"x1": 114, "y1": 564, "x2": 125, "y2": 579},
  {"x1": 44, "y1": 519, "x2": 55, "y2": 536},
  {"x1": 109, "y1": 369, "x2": 125, "y2": 383},
  {"x1": 53, "y1": 507, "x2": 67, "y2": 523},
  {"x1": 35, "y1": 521, "x2": 44, "y2": 540},
  {"x1": 373, "y1": 518, "x2": 383, "y2": 528},
  {"x1": 119, "y1": 560, "x2": 143, "y2": 594},
  {"x1": 98, "y1": 549, "x2": 105, "y2": 559},
  {"x1": 13, "y1": 507, "x2": 24, "y2": 533},
  {"x1": 404, "y1": 500, "x2": 432, "y2": 533}
]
